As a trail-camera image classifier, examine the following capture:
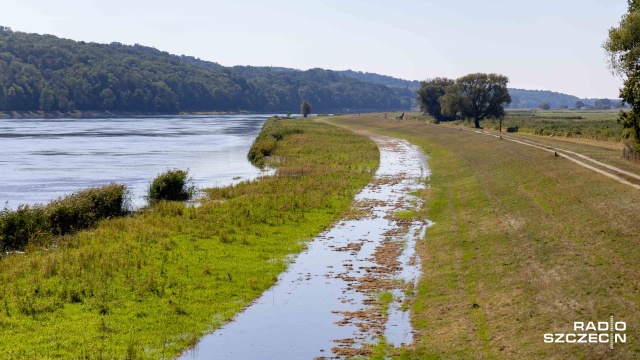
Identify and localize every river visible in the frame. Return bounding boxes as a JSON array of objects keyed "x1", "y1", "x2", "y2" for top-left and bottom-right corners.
[{"x1": 0, "y1": 114, "x2": 281, "y2": 209}]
